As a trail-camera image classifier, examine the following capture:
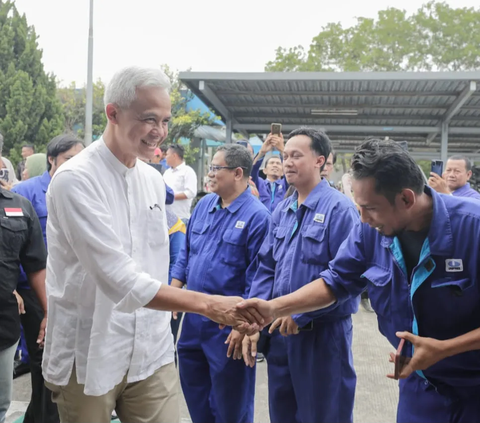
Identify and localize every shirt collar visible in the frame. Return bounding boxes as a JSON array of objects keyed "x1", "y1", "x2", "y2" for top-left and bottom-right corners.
[
  {"x1": 209, "y1": 187, "x2": 252, "y2": 214},
  {"x1": 97, "y1": 137, "x2": 134, "y2": 177},
  {"x1": 40, "y1": 171, "x2": 52, "y2": 193},
  {"x1": 172, "y1": 162, "x2": 186, "y2": 172},
  {"x1": 282, "y1": 179, "x2": 329, "y2": 212},
  {"x1": 380, "y1": 185, "x2": 454, "y2": 256},
  {"x1": 453, "y1": 182, "x2": 471, "y2": 195}
]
